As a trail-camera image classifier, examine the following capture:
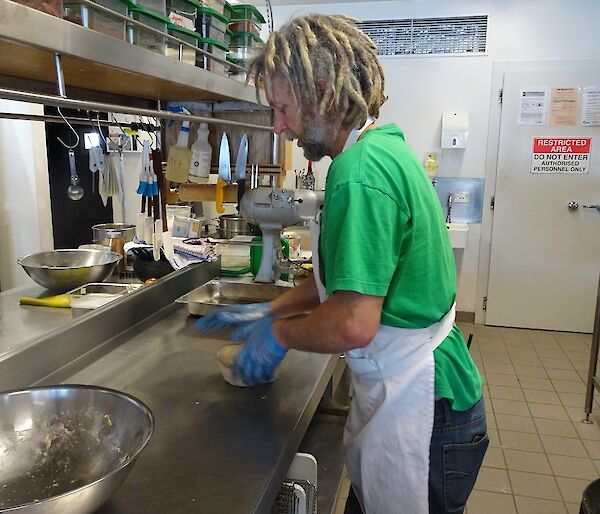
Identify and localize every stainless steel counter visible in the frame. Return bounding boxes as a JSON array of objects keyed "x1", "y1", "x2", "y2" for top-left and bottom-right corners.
[
  {"x1": 42, "y1": 306, "x2": 337, "y2": 514},
  {"x1": 1, "y1": 264, "x2": 340, "y2": 514},
  {"x1": 0, "y1": 282, "x2": 73, "y2": 357}
]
